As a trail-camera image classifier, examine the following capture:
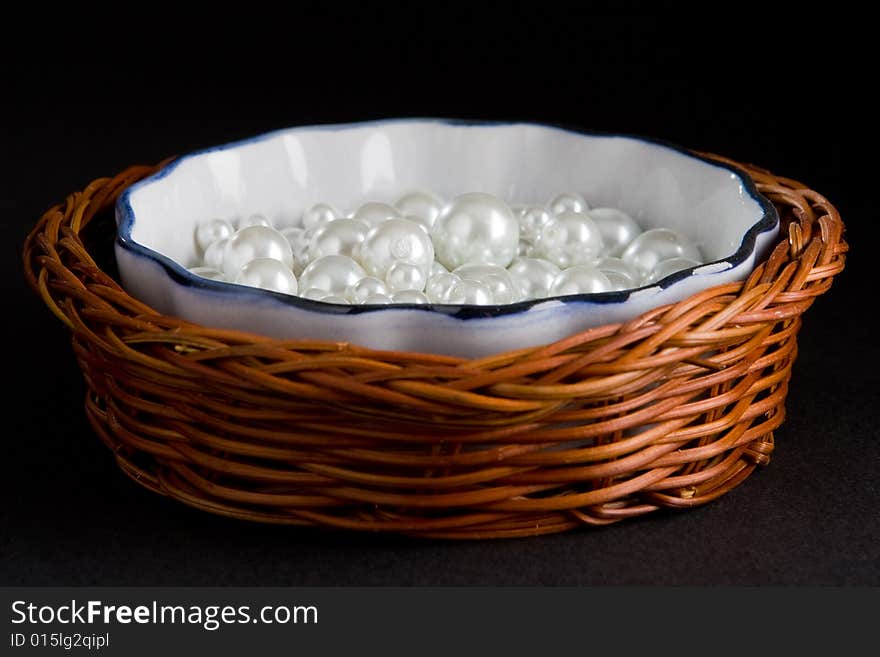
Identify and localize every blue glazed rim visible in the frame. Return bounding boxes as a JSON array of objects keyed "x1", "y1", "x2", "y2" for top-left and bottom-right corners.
[{"x1": 116, "y1": 118, "x2": 779, "y2": 320}]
